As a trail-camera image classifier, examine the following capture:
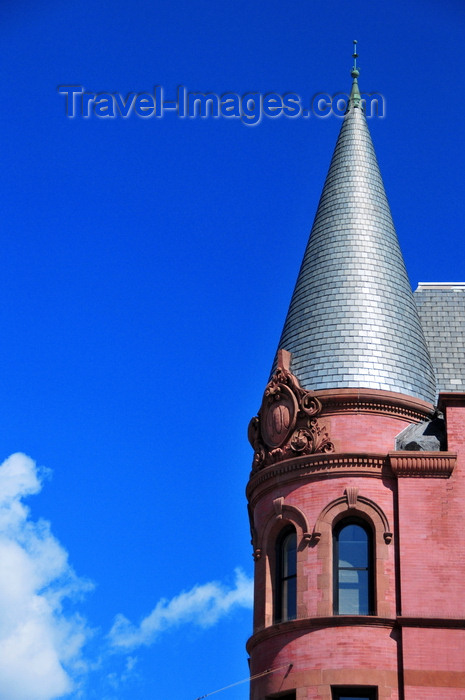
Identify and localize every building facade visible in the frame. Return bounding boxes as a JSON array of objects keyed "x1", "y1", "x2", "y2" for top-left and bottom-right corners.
[{"x1": 246, "y1": 54, "x2": 465, "y2": 700}]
